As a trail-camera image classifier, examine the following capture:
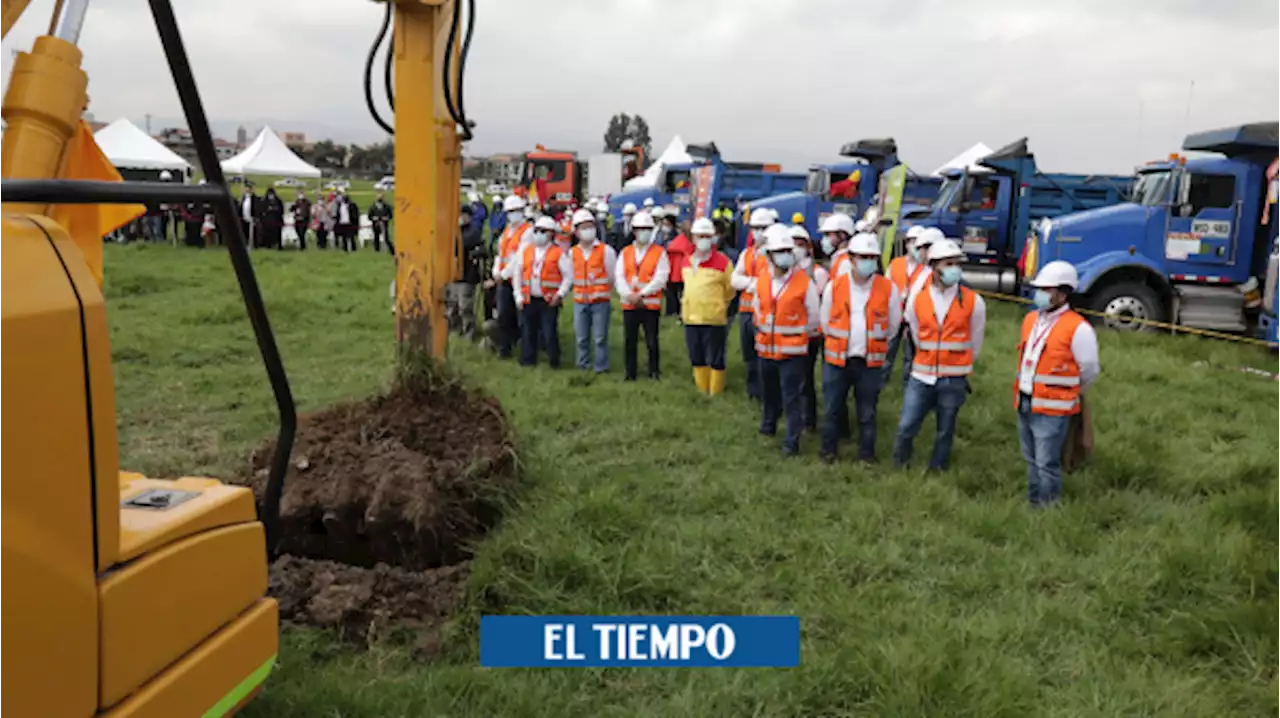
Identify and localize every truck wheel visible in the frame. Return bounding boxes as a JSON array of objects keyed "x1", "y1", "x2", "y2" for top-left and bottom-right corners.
[{"x1": 1089, "y1": 282, "x2": 1163, "y2": 332}]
